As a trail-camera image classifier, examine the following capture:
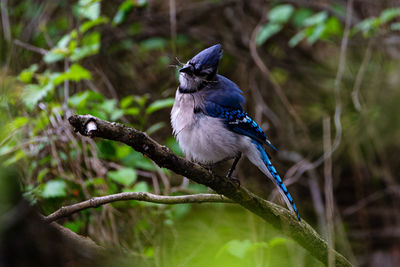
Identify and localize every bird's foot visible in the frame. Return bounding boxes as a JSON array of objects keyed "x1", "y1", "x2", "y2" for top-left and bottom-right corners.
[
  {"x1": 199, "y1": 163, "x2": 214, "y2": 174},
  {"x1": 227, "y1": 175, "x2": 241, "y2": 188}
]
